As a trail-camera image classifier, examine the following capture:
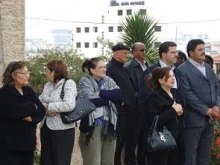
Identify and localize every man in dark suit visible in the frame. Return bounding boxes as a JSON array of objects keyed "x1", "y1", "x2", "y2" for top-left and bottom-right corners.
[
  {"x1": 139, "y1": 41, "x2": 178, "y2": 105},
  {"x1": 124, "y1": 42, "x2": 148, "y2": 165},
  {"x1": 177, "y1": 39, "x2": 220, "y2": 165},
  {"x1": 138, "y1": 41, "x2": 186, "y2": 165},
  {"x1": 106, "y1": 43, "x2": 136, "y2": 165}
]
